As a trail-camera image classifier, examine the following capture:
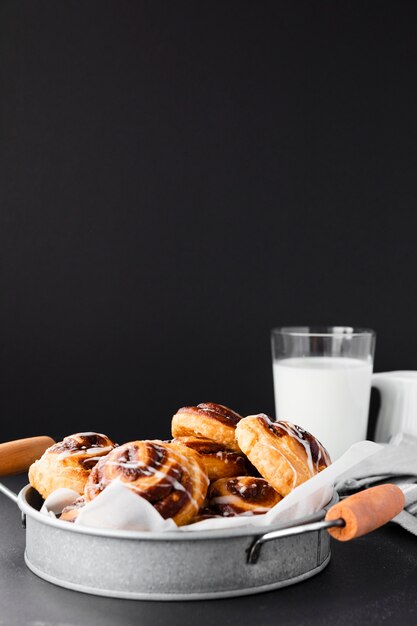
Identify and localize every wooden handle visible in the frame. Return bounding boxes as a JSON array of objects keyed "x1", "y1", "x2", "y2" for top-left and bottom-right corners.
[
  {"x1": 325, "y1": 483, "x2": 405, "y2": 541},
  {"x1": 0, "y1": 436, "x2": 55, "y2": 477}
]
